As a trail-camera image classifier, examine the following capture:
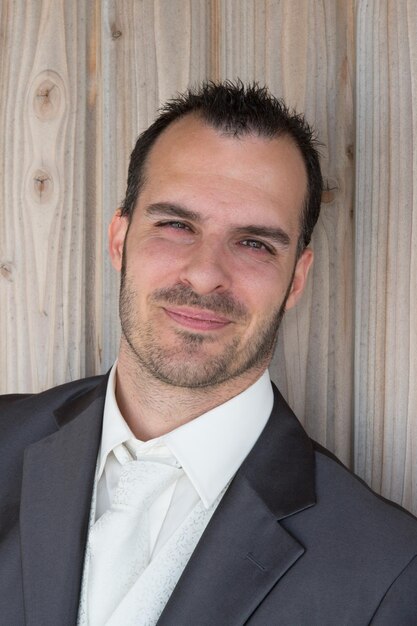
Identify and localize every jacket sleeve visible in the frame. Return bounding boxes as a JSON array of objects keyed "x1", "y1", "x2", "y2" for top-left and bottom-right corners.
[{"x1": 370, "y1": 554, "x2": 417, "y2": 624}]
